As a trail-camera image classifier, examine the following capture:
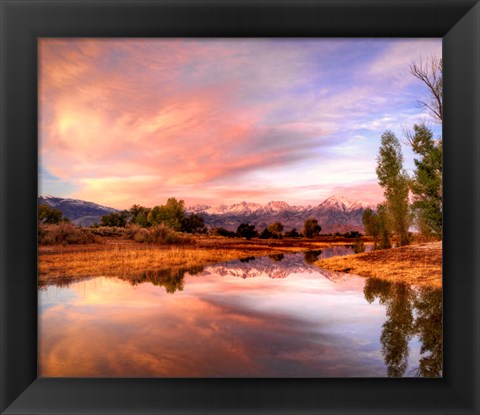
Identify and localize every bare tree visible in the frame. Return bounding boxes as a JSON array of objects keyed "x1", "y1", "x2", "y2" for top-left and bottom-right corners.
[{"x1": 410, "y1": 56, "x2": 443, "y2": 124}]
